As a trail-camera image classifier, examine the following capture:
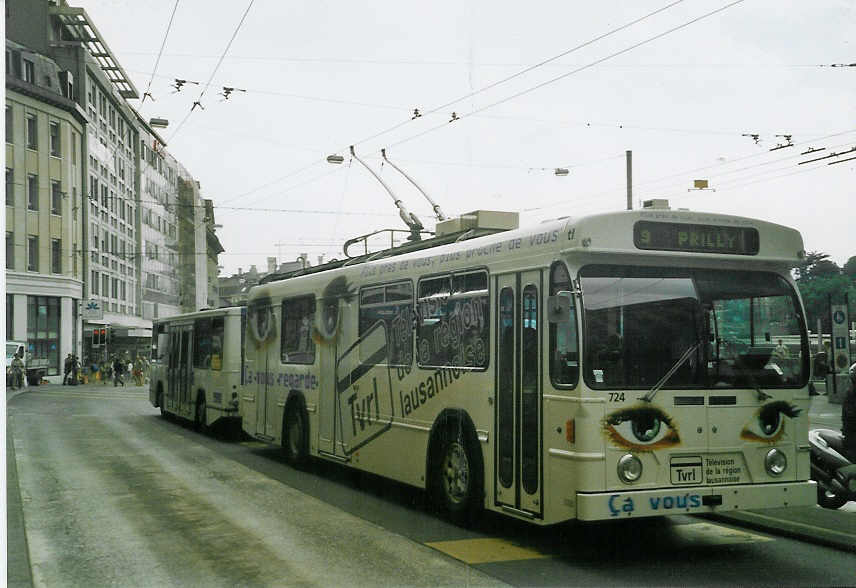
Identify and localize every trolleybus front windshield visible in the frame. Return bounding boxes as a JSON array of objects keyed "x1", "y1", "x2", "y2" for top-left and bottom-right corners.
[{"x1": 579, "y1": 265, "x2": 808, "y2": 390}]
